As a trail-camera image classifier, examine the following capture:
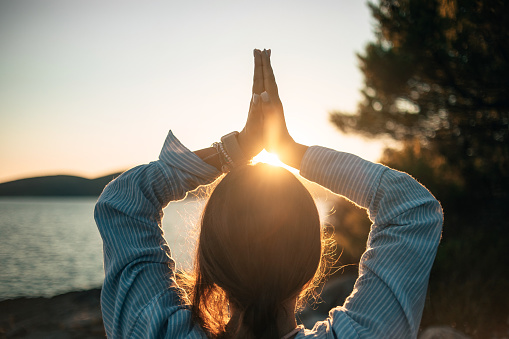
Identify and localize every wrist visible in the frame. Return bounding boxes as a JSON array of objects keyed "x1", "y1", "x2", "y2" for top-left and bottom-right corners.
[
  {"x1": 279, "y1": 141, "x2": 308, "y2": 170},
  {"x1": 237, "y1": 129, "x2": 250, "y2": 156},
  {"x1": 194, "y1": 147, "x2": 222, "y2": 171},
  {"x1": 237, "y1": 129, "x2": 260, "y2": 159}
]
